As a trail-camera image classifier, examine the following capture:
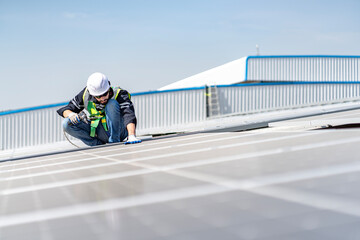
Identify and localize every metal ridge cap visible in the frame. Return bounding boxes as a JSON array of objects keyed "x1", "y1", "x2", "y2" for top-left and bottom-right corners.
[{"x1": 246, "y1": 55, "x2": 360, "y2": 58}]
